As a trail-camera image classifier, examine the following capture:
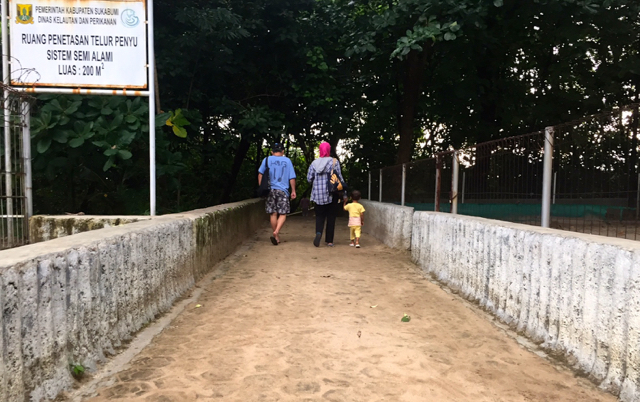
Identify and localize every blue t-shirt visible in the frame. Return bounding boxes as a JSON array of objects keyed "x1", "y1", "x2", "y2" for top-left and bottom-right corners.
[{"x1": 258, "y1": 156, "x2": 297, "y2": 195}]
